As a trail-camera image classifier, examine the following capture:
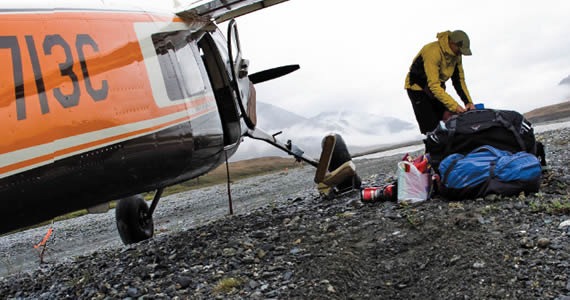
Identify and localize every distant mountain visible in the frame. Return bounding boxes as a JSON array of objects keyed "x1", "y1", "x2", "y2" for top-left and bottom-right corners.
[
  {"x1": 560, "y1": 75, "x2": 570, "y2": 86},
  {"x1": 524, "y1": 100, "x2": 570, "y2": 124},
  {"x1": 233, "y1": 102, "x2": 420, "y2": 161},
  {"x1": 255, "y1": 102, "x2": 306, "y2": 131},
  {"x1": 524, "y1": 74, "x2": 570, "y2": 123}
]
